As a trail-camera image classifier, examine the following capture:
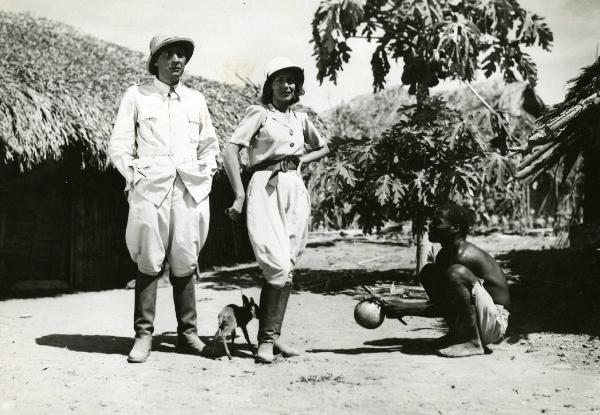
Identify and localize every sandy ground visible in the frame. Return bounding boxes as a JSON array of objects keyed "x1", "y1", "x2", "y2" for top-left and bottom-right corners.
[{"x1": 1, "y1": 234, "x2": 599, "y2": 414}]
